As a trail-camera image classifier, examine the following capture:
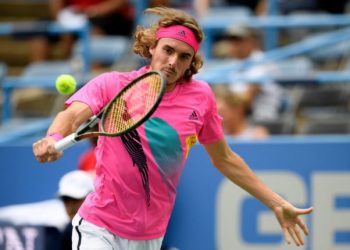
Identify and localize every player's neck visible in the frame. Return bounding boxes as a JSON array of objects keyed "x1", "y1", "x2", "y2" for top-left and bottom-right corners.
[{"x1": 166, "y1": 82, "x2": 177, "y2": 92}]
